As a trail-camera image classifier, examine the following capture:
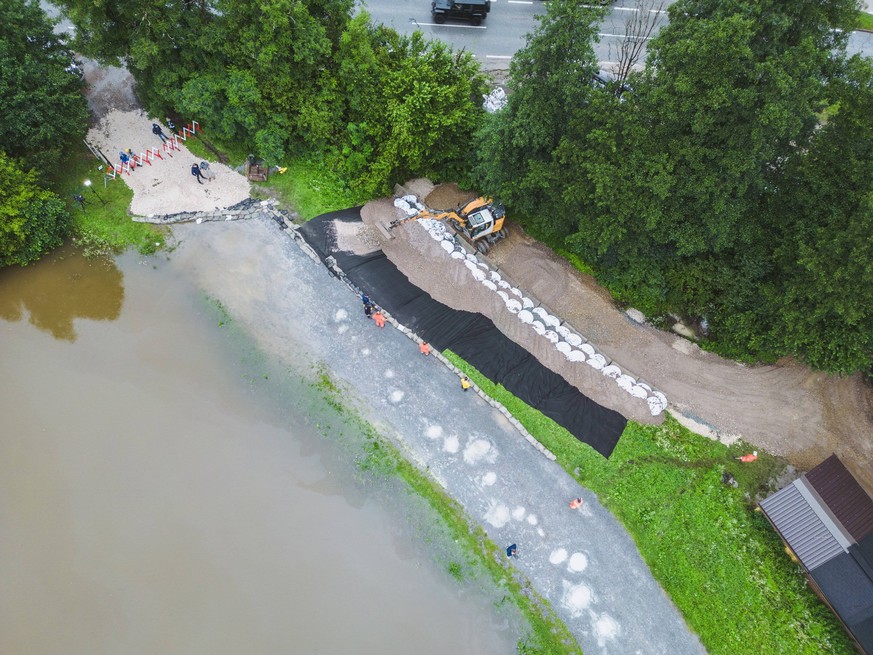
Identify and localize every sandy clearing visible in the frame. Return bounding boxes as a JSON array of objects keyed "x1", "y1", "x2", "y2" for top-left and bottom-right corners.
[{"x1": 86, "y1": 109, "x2": 250, "y2": 216}]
